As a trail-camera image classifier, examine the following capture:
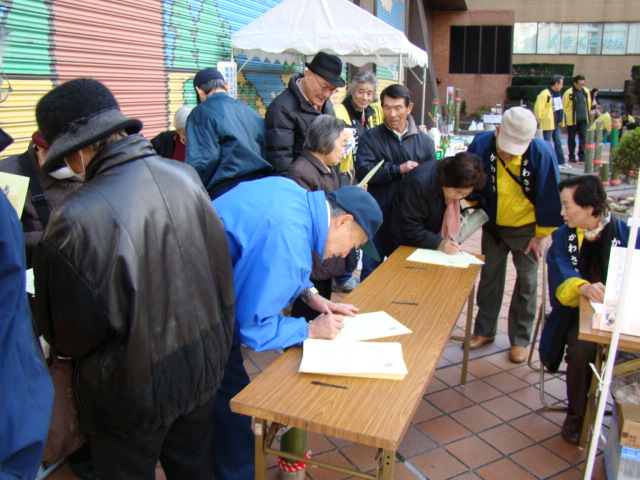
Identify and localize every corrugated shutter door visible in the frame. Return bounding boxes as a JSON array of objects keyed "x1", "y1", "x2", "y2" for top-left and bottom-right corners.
[{"x1": 0, "y1": 0, "x2": 300, "y2": 157}]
